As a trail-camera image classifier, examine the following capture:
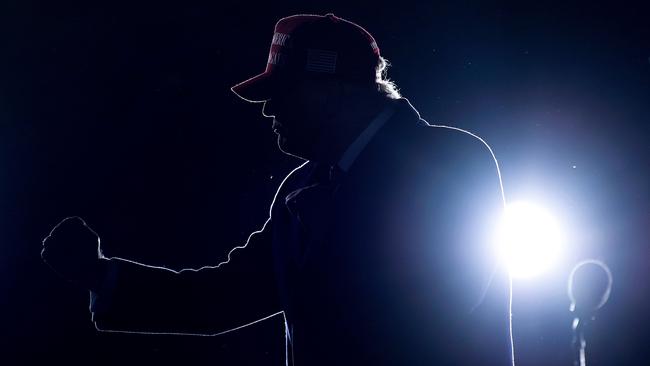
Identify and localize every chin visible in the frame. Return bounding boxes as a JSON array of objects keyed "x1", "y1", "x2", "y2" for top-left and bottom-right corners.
[{"x1": 277, "y1": 135, "x2": 308, "y2": 160}]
